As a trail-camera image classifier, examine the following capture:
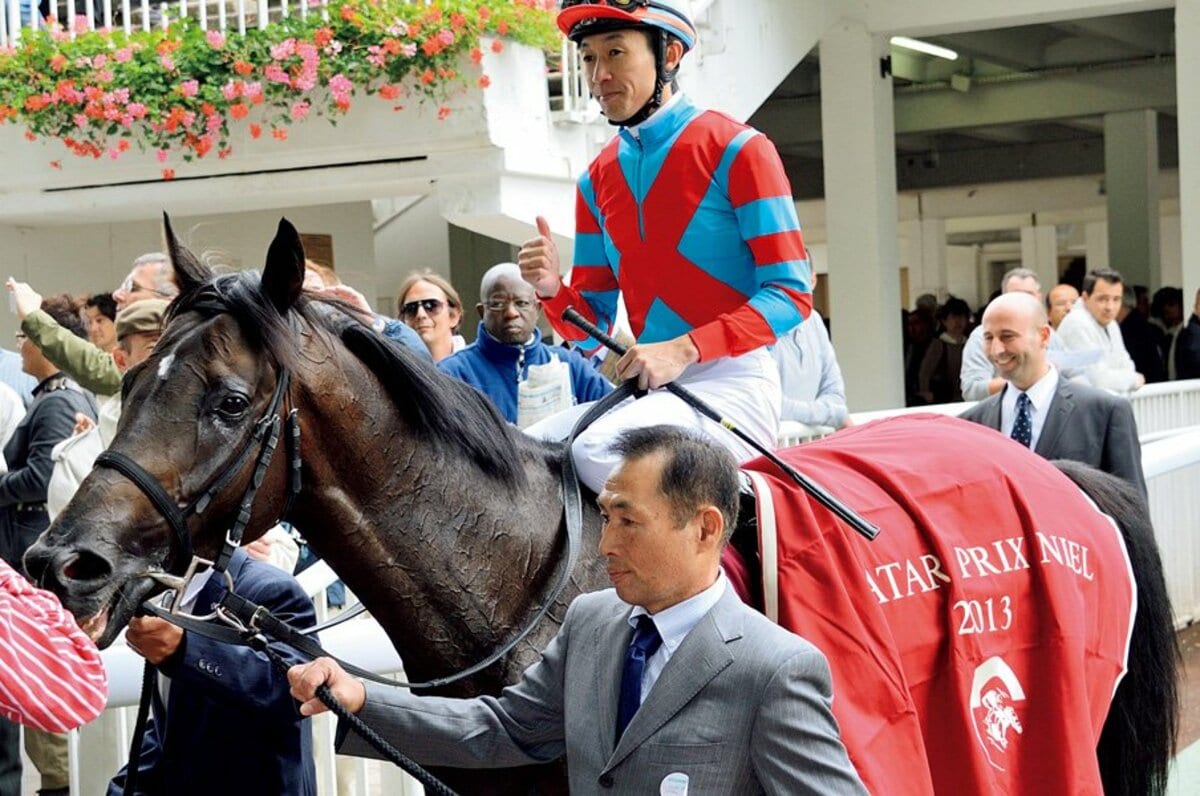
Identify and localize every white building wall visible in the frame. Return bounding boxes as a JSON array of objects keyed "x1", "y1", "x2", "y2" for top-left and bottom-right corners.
[{"x1": 0, "y1": 202, "x2": 375, "y2": 340}]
